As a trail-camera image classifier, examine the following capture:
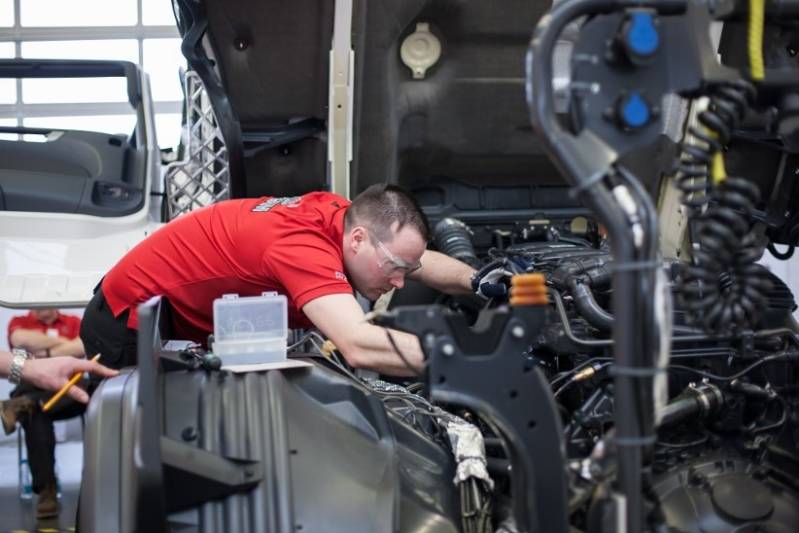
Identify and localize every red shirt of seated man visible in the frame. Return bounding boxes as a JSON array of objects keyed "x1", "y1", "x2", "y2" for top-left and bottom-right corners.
[{"x1": 8, "y1": 309, "x2": 81, "y2": 353}]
